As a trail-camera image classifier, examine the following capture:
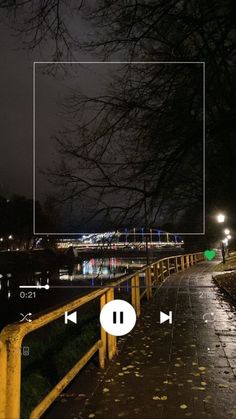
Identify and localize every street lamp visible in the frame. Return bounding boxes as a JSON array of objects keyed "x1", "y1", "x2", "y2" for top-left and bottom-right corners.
[
  {"x1": 224, "y1": 228, "x2": 230, "y2": 235},
  {"x1": 217, "y1": 213, "x2": 225, "y2": 223},
  {"x1": 227, "y1": 235, "x2": 232, "y2": 240}
]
